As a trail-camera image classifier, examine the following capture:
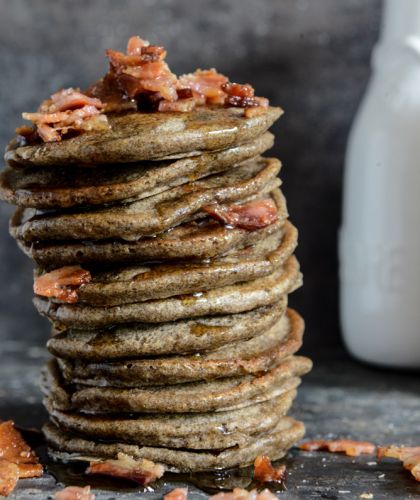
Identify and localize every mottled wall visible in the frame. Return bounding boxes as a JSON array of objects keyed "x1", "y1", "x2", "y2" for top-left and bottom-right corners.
[{"x1": 0, "y1": 0, "x2": 381, "y2": 355}]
